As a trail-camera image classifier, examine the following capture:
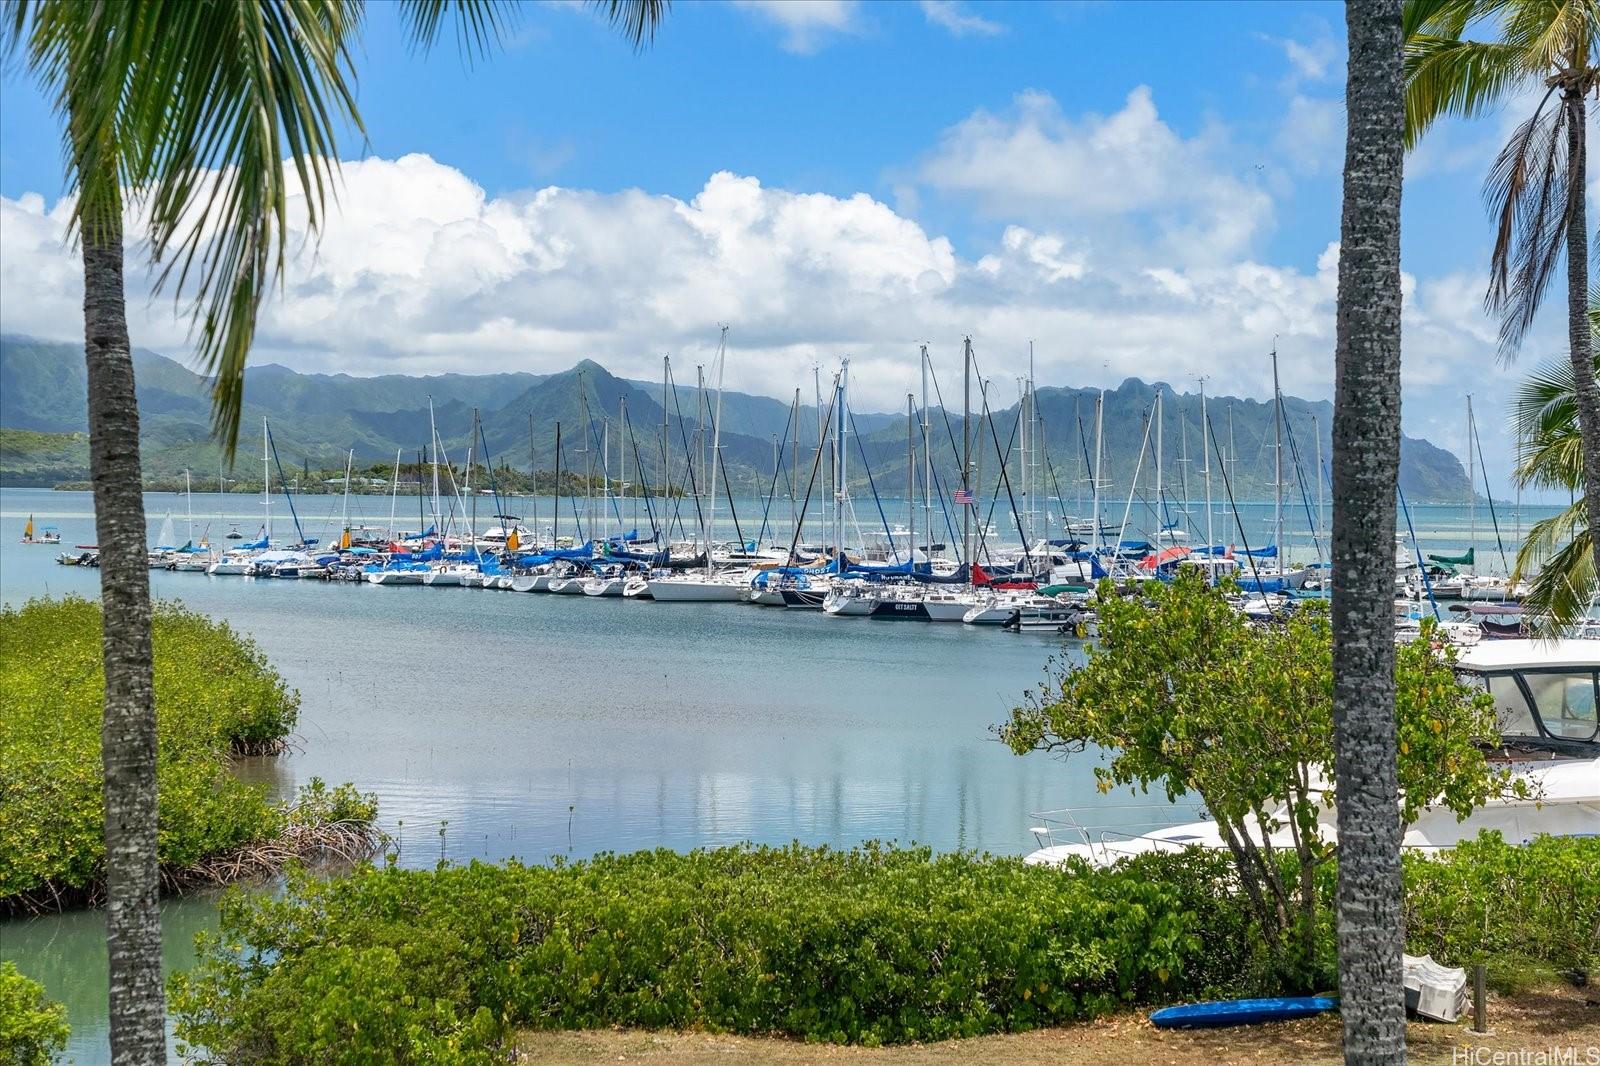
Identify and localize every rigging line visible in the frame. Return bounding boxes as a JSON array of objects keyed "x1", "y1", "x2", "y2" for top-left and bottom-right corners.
[
  {"x1": 975, "y1": 392, "x2": 1022, "y2": 562},
  {"x1": 1279, "y1": 408, "x2": 1326, "y2": 564},
  {"x1": 476, "y1": 418, "x2": 507, "y2": 533},
  {"x1": 785, "y1": 373, "x2": 843, "y2": 566},
  {"x1": 923, "y1": 357, "x2": 969, "y2": 500},
  {"x1": 715, "y1": 446, "x2": 747, "y2": 551},
  {"x1": 966, "y1": 354, "x2": 1031, "y2": 572},
  {"x1": 621, "y1": 407, "x2": 662, "y2": 542},
  {"x1": 1471, "y1": 419, "x2": 1512, "y2": 574},
  {"x1": 848, "y1": 410, "x2": 901, "y2": 562},
  {"x1": 1398, "y1": 485, "x2": 1441, "y2": 622},
  {"x1": 556, "y1": 429, "x2": 586, "y2": 543},
  {"x1": 666, "y1": 363, "x2": 708, "y2": 541},
  {"x1": 579, "y1": 400, "x2": 627, "y2": 534},
  {"x1": 755, "y1": 398, "x2": 796, "y2": 548},
  {"x1": 265, "y1": 424, "x2": 307, "y2": 545},
  {"x1": 662, "y1": 358, "x2": 694, "y2": 541},
  {"x1": 1038, "y1": 411, "x2": 1075, "y2": 542},
  {"x1": 1205, "y1": 411, "x2": 1276, "y2": 619}
]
